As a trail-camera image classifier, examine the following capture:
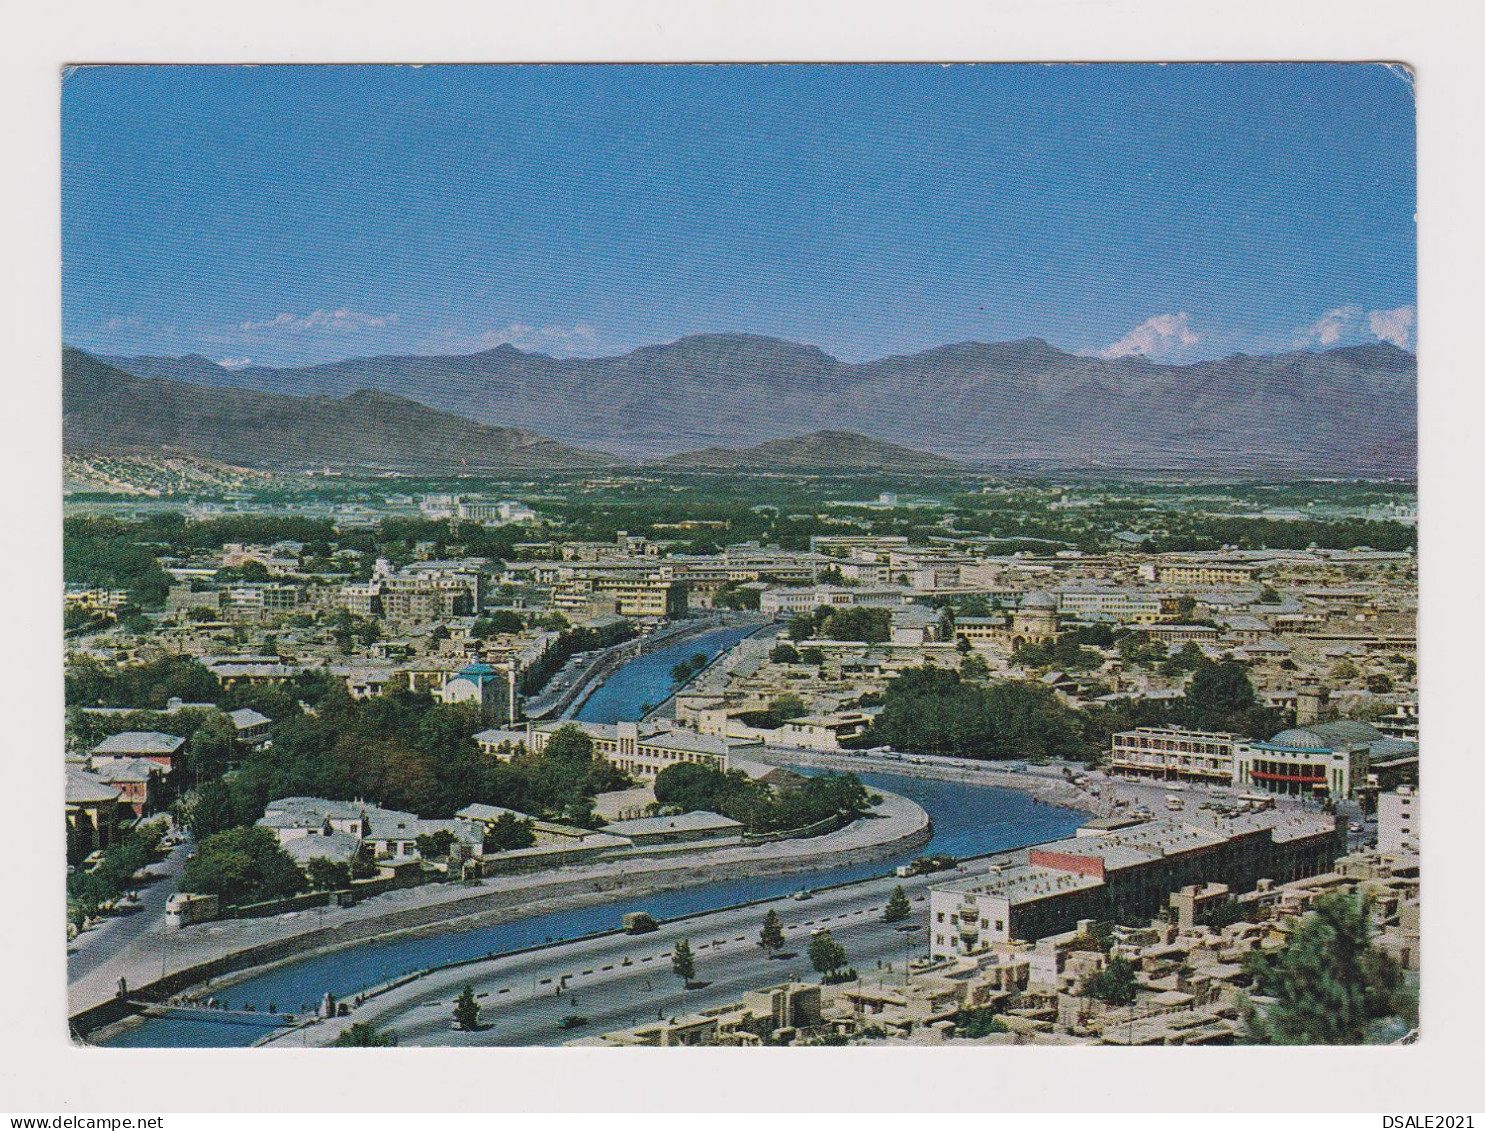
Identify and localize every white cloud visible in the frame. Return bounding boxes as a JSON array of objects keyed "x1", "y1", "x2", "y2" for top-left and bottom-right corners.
[
  {"x1": 471, "y1": 322, "x2": 601, "y2": 355},
  {"x1": 1094, "y1": 313, "x2": 1199, "y2": 360},
  {"x1": 1298, "y1": 303, "x2": 1415, "y2": 350},
  {"x1": 1368, "y1": 305, "x2": 1415, "y2": 349},
  {"x1": 1305, "y1": 305, "x2": 1363, "y2": 346},
  {"x1": 104, "y1": 315, "x2": 143, "y2": 332},
  {"x1": 238, "y1": 309, "x2": 398, "y2": 334},
  {"x1": 216, "y1": 357, "x2": 253, "y2": 369}
]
